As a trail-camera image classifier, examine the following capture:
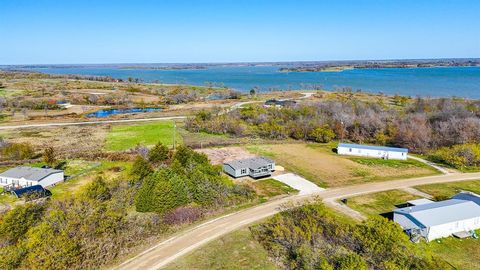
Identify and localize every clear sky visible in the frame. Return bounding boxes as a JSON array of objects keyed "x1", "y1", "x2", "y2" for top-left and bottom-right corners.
[{"x1": 1, "y1": 0, "x2": 479, "y2": 64}]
